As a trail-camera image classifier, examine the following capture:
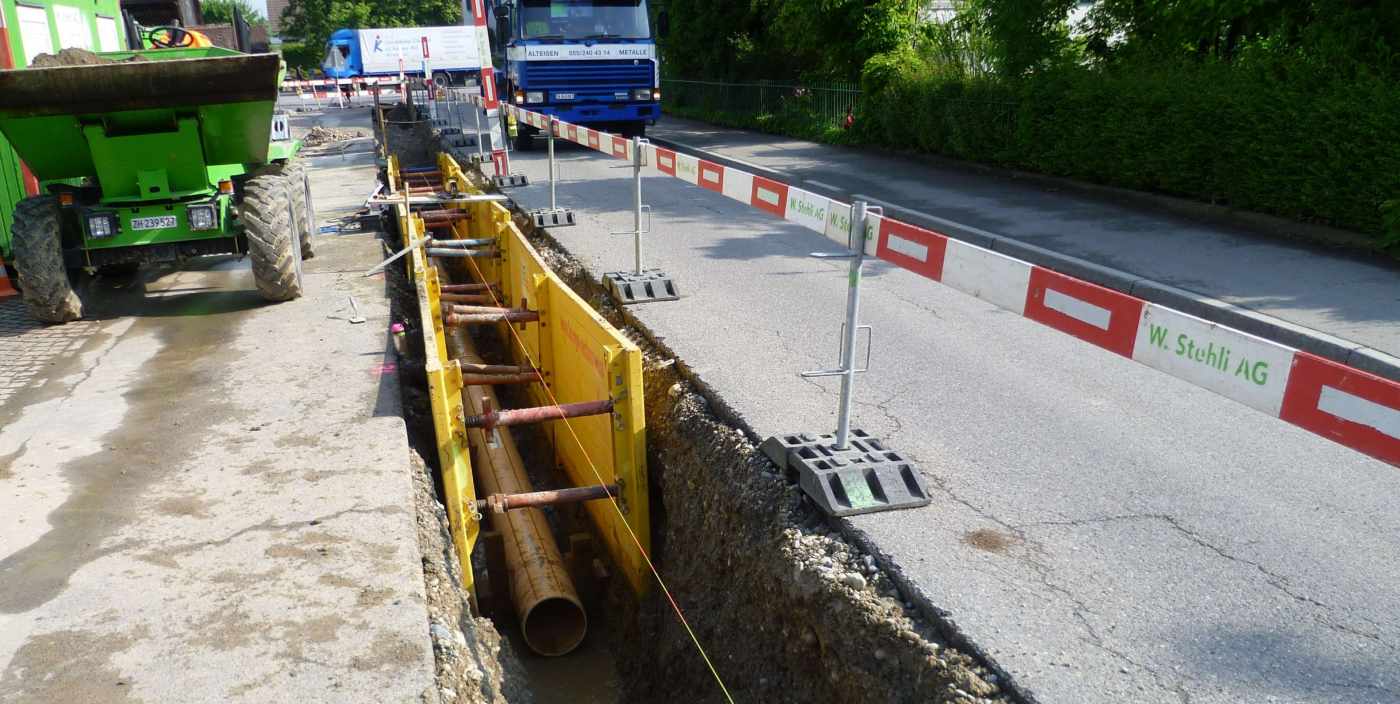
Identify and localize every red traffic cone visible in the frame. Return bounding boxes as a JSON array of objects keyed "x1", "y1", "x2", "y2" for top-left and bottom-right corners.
[{"x1": 0, "y1": 255, "x2": 17, "y2": 299}]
